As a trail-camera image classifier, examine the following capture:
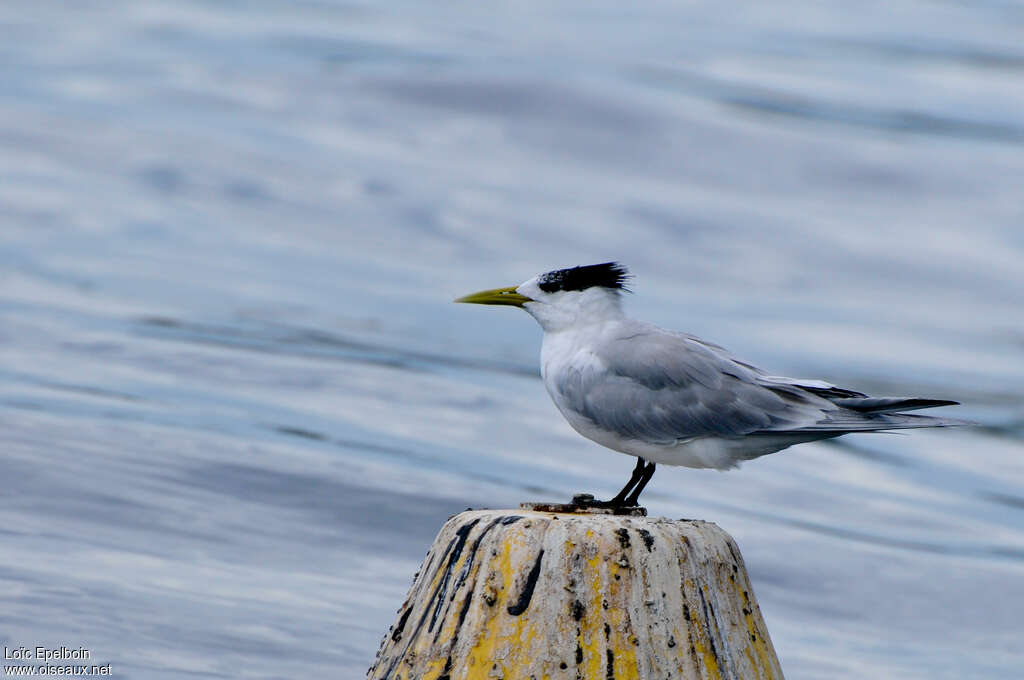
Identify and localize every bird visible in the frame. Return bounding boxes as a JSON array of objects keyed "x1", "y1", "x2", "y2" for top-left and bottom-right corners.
[{"x1": 455, "y1": 262, "x2": 966, "y2": 508}]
